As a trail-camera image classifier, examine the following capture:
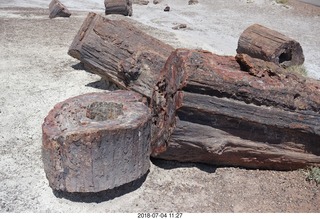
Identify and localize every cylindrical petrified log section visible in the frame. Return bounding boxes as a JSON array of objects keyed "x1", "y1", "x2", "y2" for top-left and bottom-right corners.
[
  {"x1": 237, "y1": 24, "x2": 304, "y2": 67},
  {"x1": 42, "y1": 91, "x2": 151, "y2": 193},
  {"x1": 49, "y1": 0, "x2": 71, "y2": 19},
  {"x1": 105, "y1": 0, "x2": 133, "y2": 16}
]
